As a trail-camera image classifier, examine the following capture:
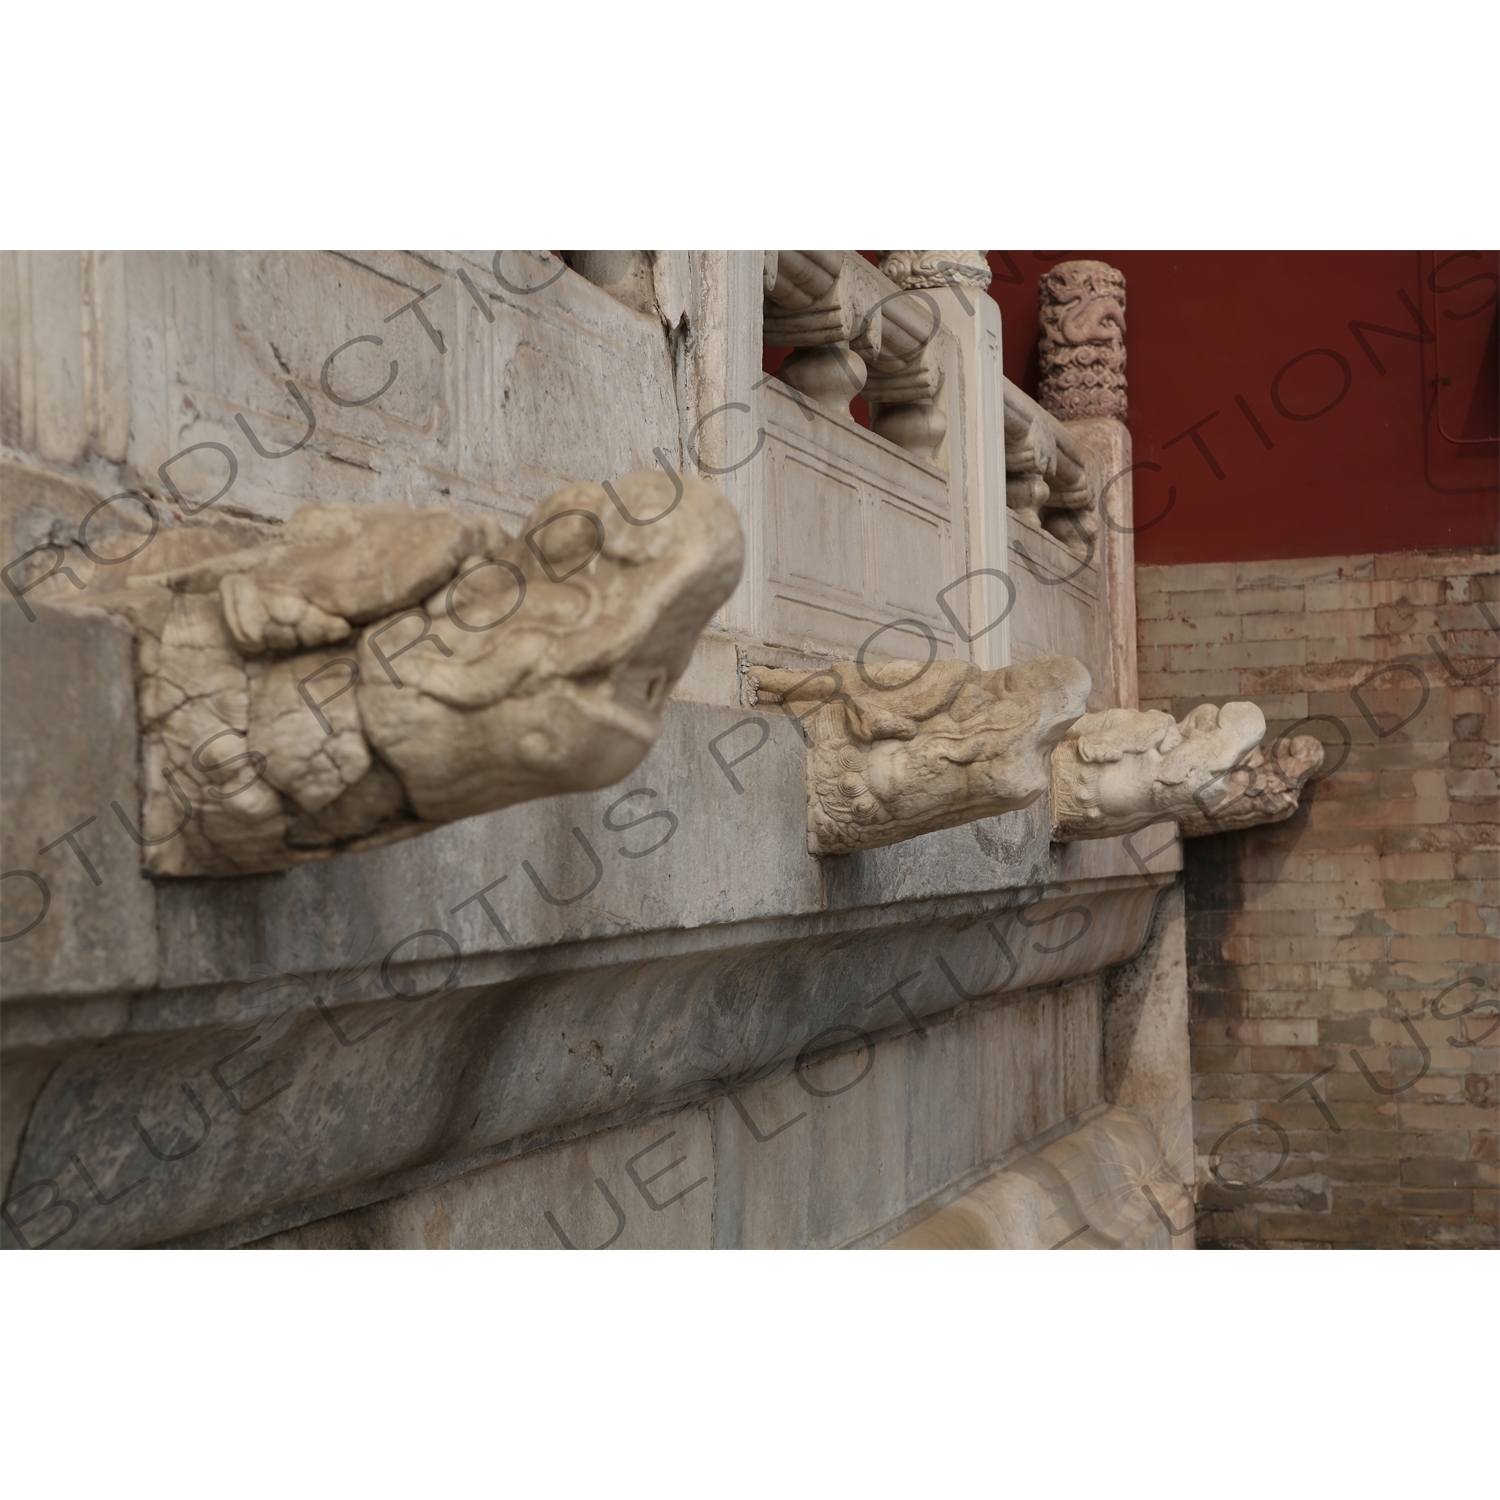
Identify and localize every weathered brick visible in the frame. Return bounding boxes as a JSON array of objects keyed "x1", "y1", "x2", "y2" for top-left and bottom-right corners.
[
  {"x1": 1299, "y1": 607, "x2": 1381, "y2": 640},
  {"x1": 1192, "y1": 1072, "x2": 1296, "y2": 1101},
  {"x1": 1194, "y1": 1018, "x2": 1319, "y2": 1047},
  {"x1": 1241, "y1": 666, "x2": 1309, "y2": 695},
  {"x1": 1369, "y1": 577, "x2": 1446, "y2": 606},
  {"x1": 1307, "y1": 636, "x2": 1385, "y2": 667},
  {"x1": 1382, "y1": 877, "x2": 1494, "y2": 907},
  {"x1": 1380, "y1": 906, "x2": 1459, "y2": 936},
  {"x1": 1310, "y1": 851, "x2": 1384, "y2": 881},
  {"x1": 1450, "y1": 683, "x2": 1500, "y2": 718},
  {"x1": 1191, "y1": 1100, "x2": 1260, "y2": 1129},
  {"x1": 1305, "y1": 581, "x2": 1374, "y2": 612},
  {"x1": 1158, "y1": 562, "x2": 1236, "y2": 591},
  {"x1": 1164, "y1": 588, "x2": 1238, "y2": 619},
  {"x1": 1375, "y1": 549, "x2": 1500, "y2": 580},
  {"x1": 1237, "y1": 555, "x2": 1374, "y2": 588},
  {"x1": 1332, "y1": 1185, "x2": 1404, "y2": 1215},
  {"x1": 1325, "y1": 1068, "x2": 1395, "y2": 1100},
  {"x1": 1409, "y1": 1073, "x2": 1467, "y2": 1100},
  {"x1": 1234, "y1": 586, "x2": 1307, "y2": 616},
  {"x1": 1243, "y1": 992, "x2": 1338, "y2": 1021},
  {"x1": 1321, "y1": 769, "x2": 1382, "y2": 798},
  {"x1": 1406, "y1": 1216, "x2": 1498, "y2": 1247},
  {"x1": 1258, "y1": 1213, "x2": 1401, "y2": 1244},
  {"x1": 1193, "y1": 639, "x2": 1307, "y2": 669},
  {"x1": 1390, "y1": 935, "x2": 1493, "y2": 963},
  {"x1": 1450, "y1": 741, "x2": 1498, "y2": 767},
  {"x1": 1138, "y1": 668, "x2": 1240, "y2": 699},
  {"x1": 1397, "y1": 1101, "x2": 1500, "y2": 1131},
  {"x1": 1325, "y1": 1129, "x2": 1461, "y2": 1160},
  {"x1": 1328, "y1": 1157, "x2": 1402, "y2": 1183},
  {"x1": 1241, "y1": 613, "x2": 1312, "y2": 642},
  {"x1": 1248, "y1": 693, "x2": 1312, "y2": 723},
  {"x1": 1399, "y1": 1158, "x2": 1497, "y2": 1188},
  {"x1": 1320, "y1": 1018, "x2": 1374, "y2": 1046},
  {"x1": 1448, "y1": 768, "x2": 1499, "y2": 803},
  {"x1": 1400, "y1": 1188, "x2": 1473, "y2": 1213},
  {"x1": 1308, "y1": 798, "x2": 1450, "y2": 832},
  {"x1": 1221, "y1": 906, "x2": 1319, "y2": 937}
]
